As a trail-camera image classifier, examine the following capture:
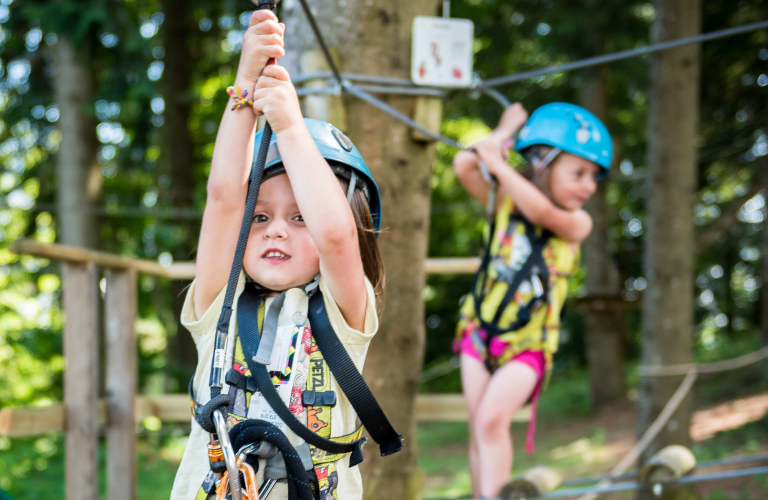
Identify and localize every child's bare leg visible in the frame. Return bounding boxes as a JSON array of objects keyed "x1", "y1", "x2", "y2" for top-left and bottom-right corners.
[
  {"x1": 474, "y1": 361, "x2": 538, "y2": 497},
  {"x1": 460, "y1": 353, "x2": 492, "y2": 499}
]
